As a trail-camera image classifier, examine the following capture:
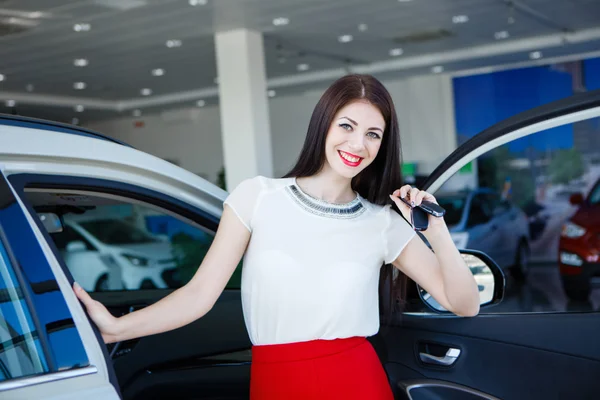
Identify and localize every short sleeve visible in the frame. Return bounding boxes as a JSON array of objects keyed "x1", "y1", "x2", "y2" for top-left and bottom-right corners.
[
  {"x1": 223, "y1": 176, "x2": 264, "y2": 232},
  {"x1": 382, "y1": 205, "x2": 416, "y2": 264}
]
